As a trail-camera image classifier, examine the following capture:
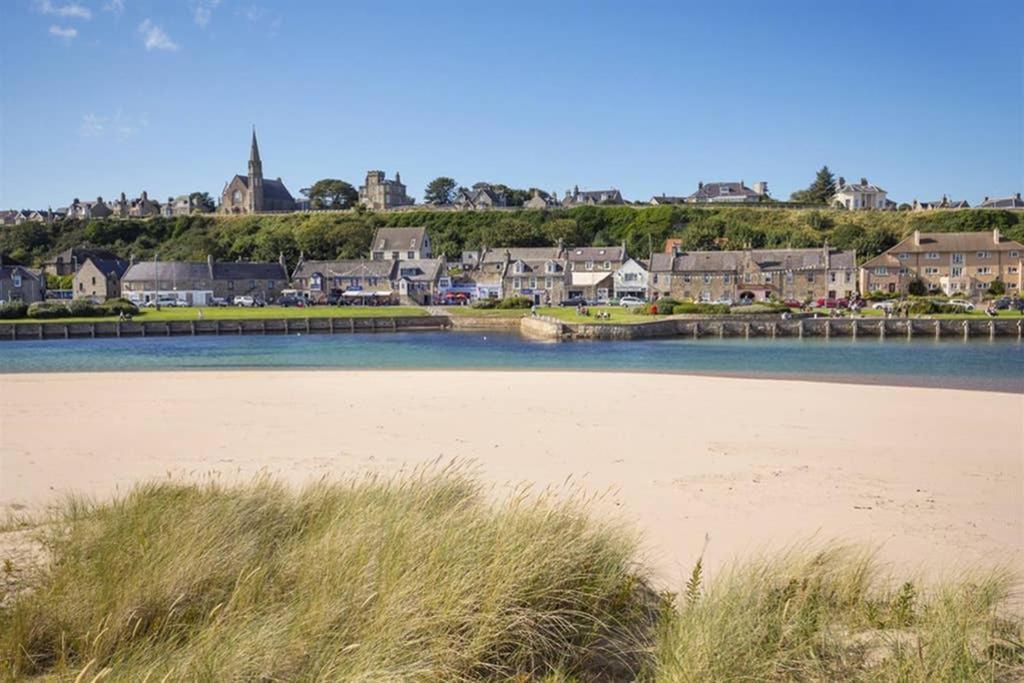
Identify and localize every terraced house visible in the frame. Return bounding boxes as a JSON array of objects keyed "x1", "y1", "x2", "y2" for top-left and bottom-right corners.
[
  {"x1": 859, "y1": 229, "x2": 1023, "y2": 298},
  {"x1": 291, "y1": 259, "x2": 398, "y2": 304},
  {"x1": 565, "y1": 245, "x2": 627, "y2": 302},
  {"x1": 497, "y1": 246, "x2": 568, "y2": 305},
  {"x1": 121, "y1": 256, "x2": 289, "y2": 306},
  {"x1": 648, "y1": 246, "x2": 857, "y2": 304}
]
